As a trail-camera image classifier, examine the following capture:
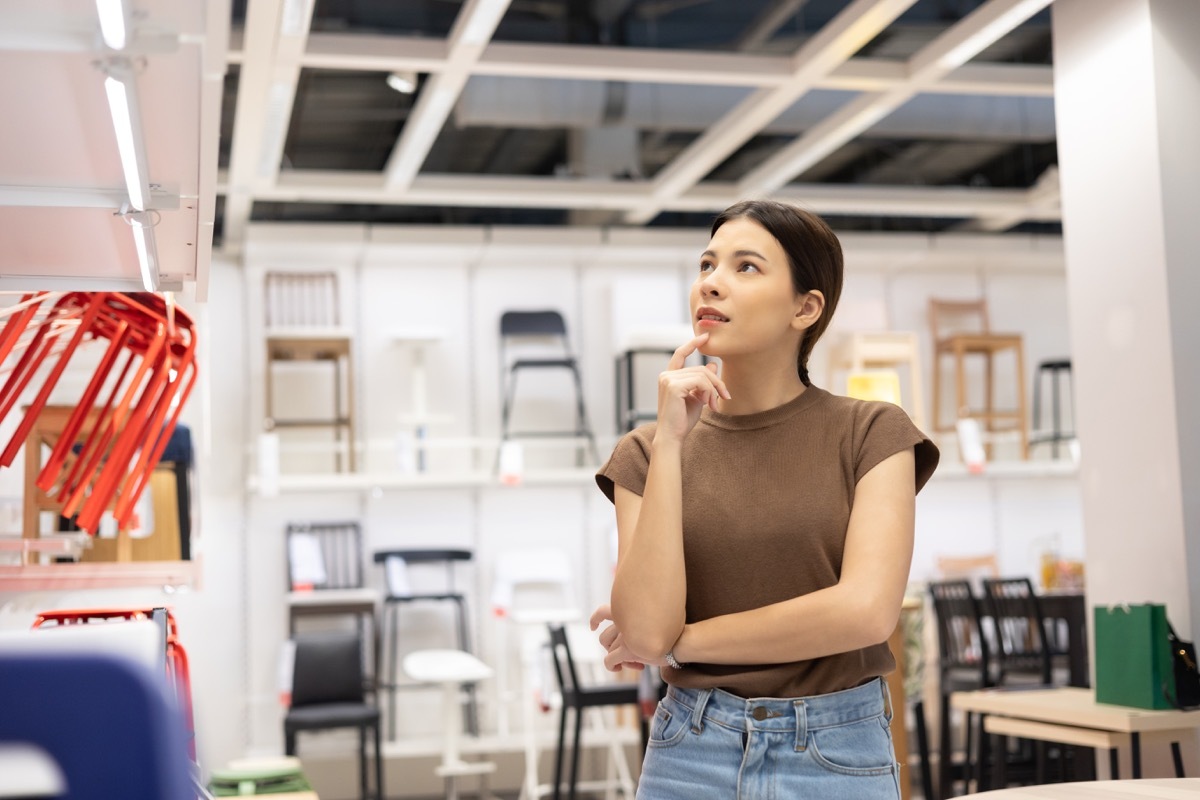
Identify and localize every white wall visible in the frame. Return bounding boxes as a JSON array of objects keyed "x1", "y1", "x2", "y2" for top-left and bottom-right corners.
[{"x1": 0, "y1": 225, "x2": 1083, "y2": 795}]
